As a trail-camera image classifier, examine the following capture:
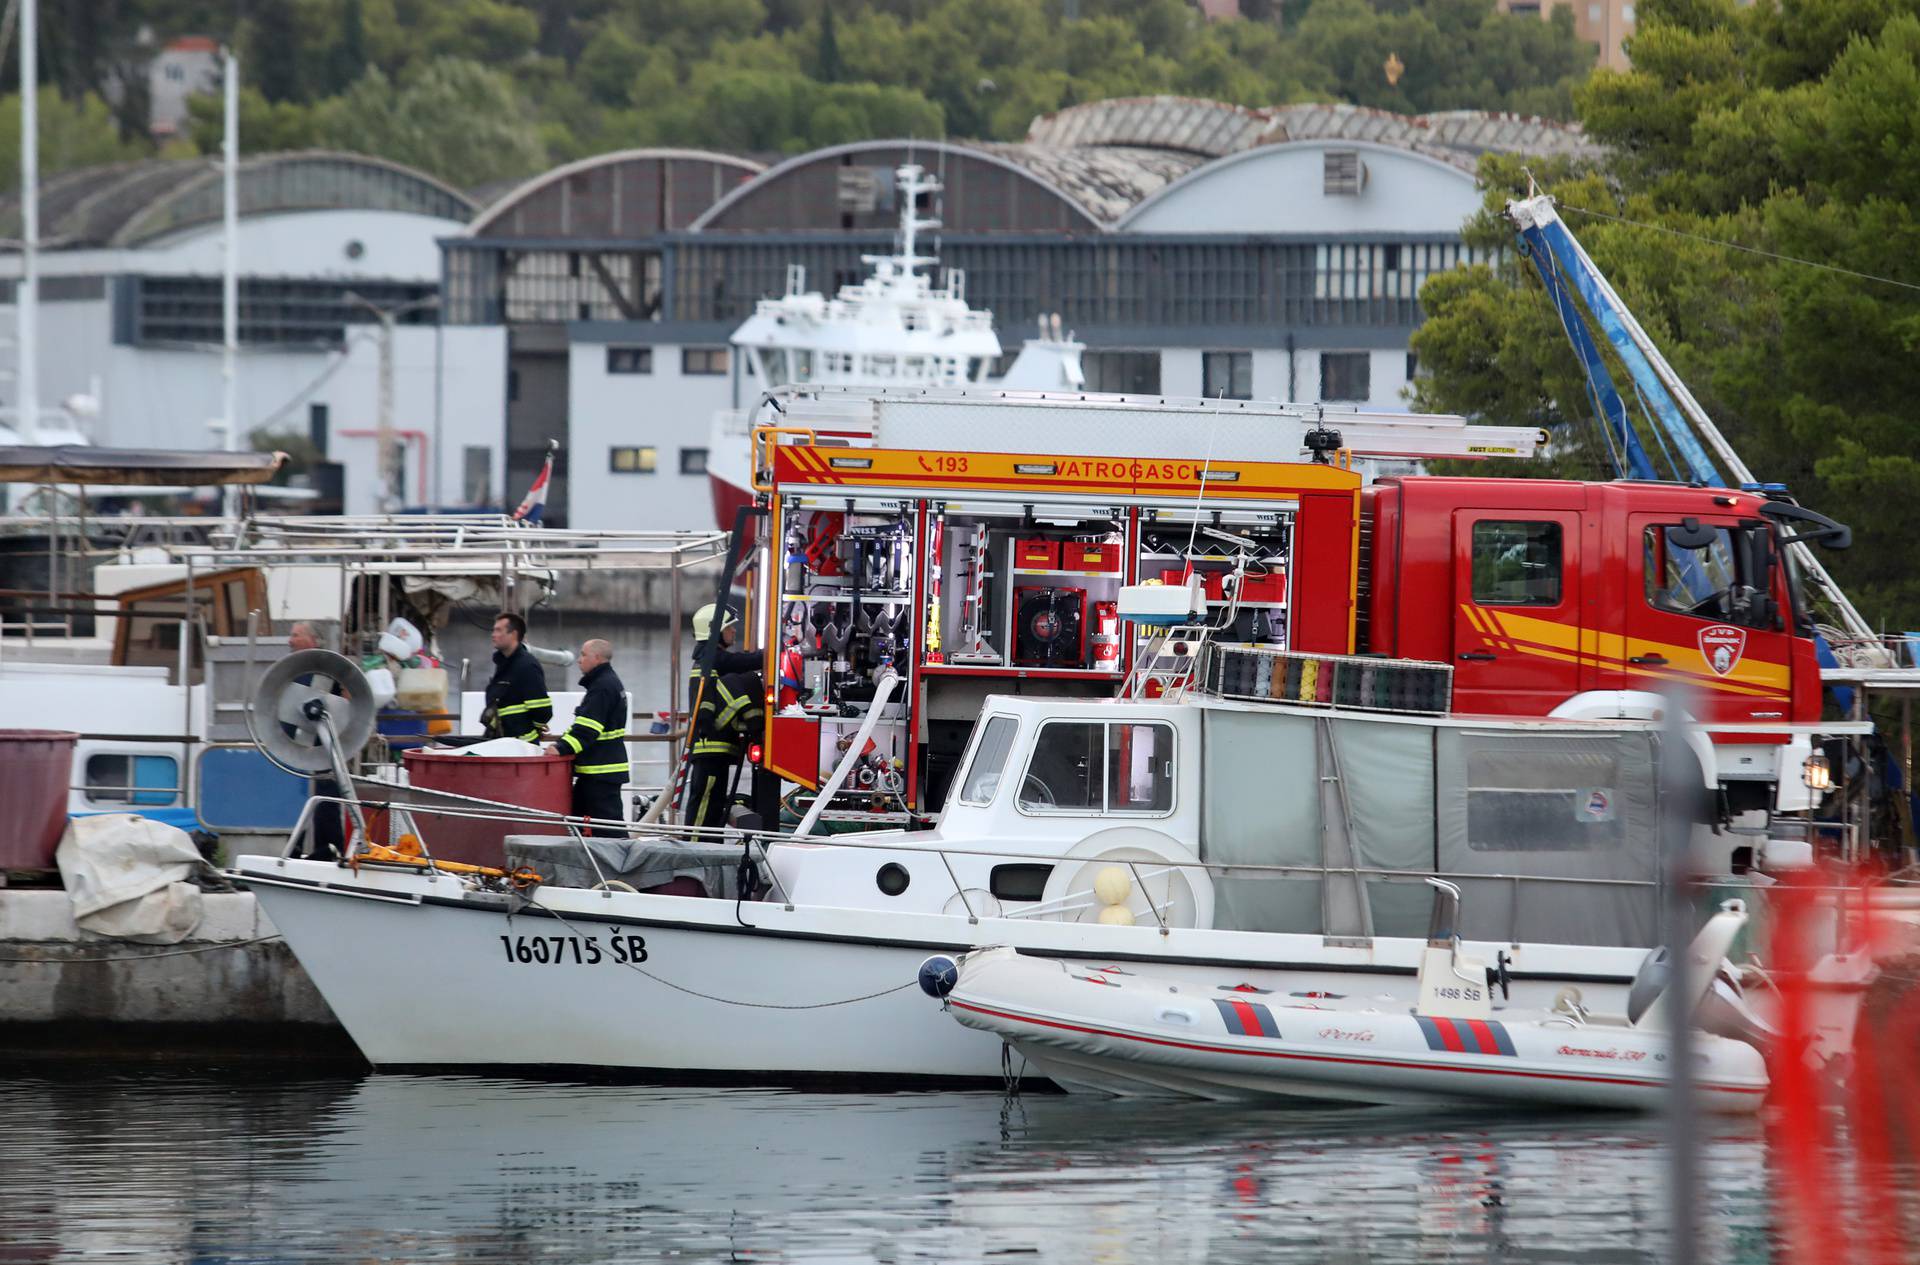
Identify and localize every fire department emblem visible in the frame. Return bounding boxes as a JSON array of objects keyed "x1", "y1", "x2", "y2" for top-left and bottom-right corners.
[{"x1": 1697, "y1": 624, "x2": 1748, "y2": 677}]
